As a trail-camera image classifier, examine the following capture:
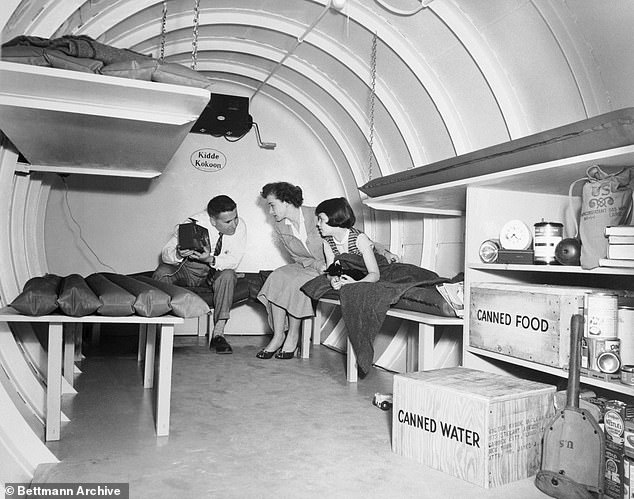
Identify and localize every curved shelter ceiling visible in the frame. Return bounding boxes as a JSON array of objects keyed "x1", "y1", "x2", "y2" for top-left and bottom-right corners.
[{"x1": 0, "y1": 0, "x2": 621, "y2": 187}]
